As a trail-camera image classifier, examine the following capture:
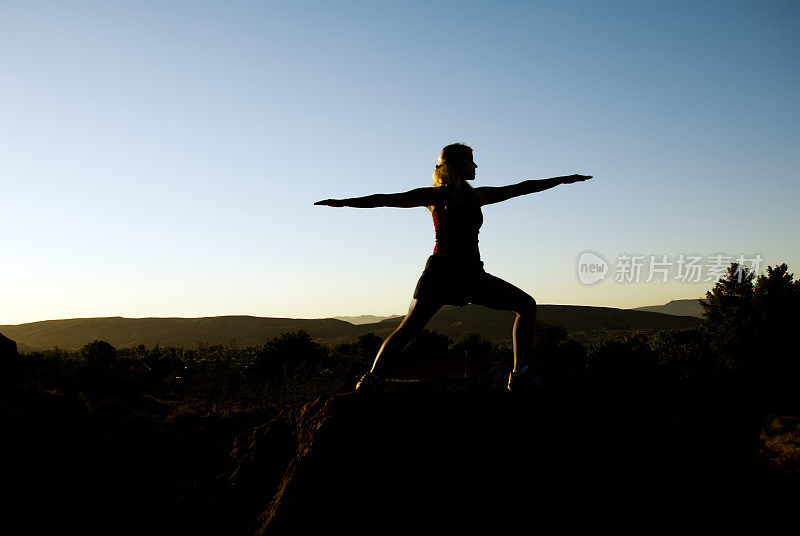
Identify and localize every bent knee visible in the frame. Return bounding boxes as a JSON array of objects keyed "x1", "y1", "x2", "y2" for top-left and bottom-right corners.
[{"x1": 517, "y1": 295, "x2": 536, "y2": 315}]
